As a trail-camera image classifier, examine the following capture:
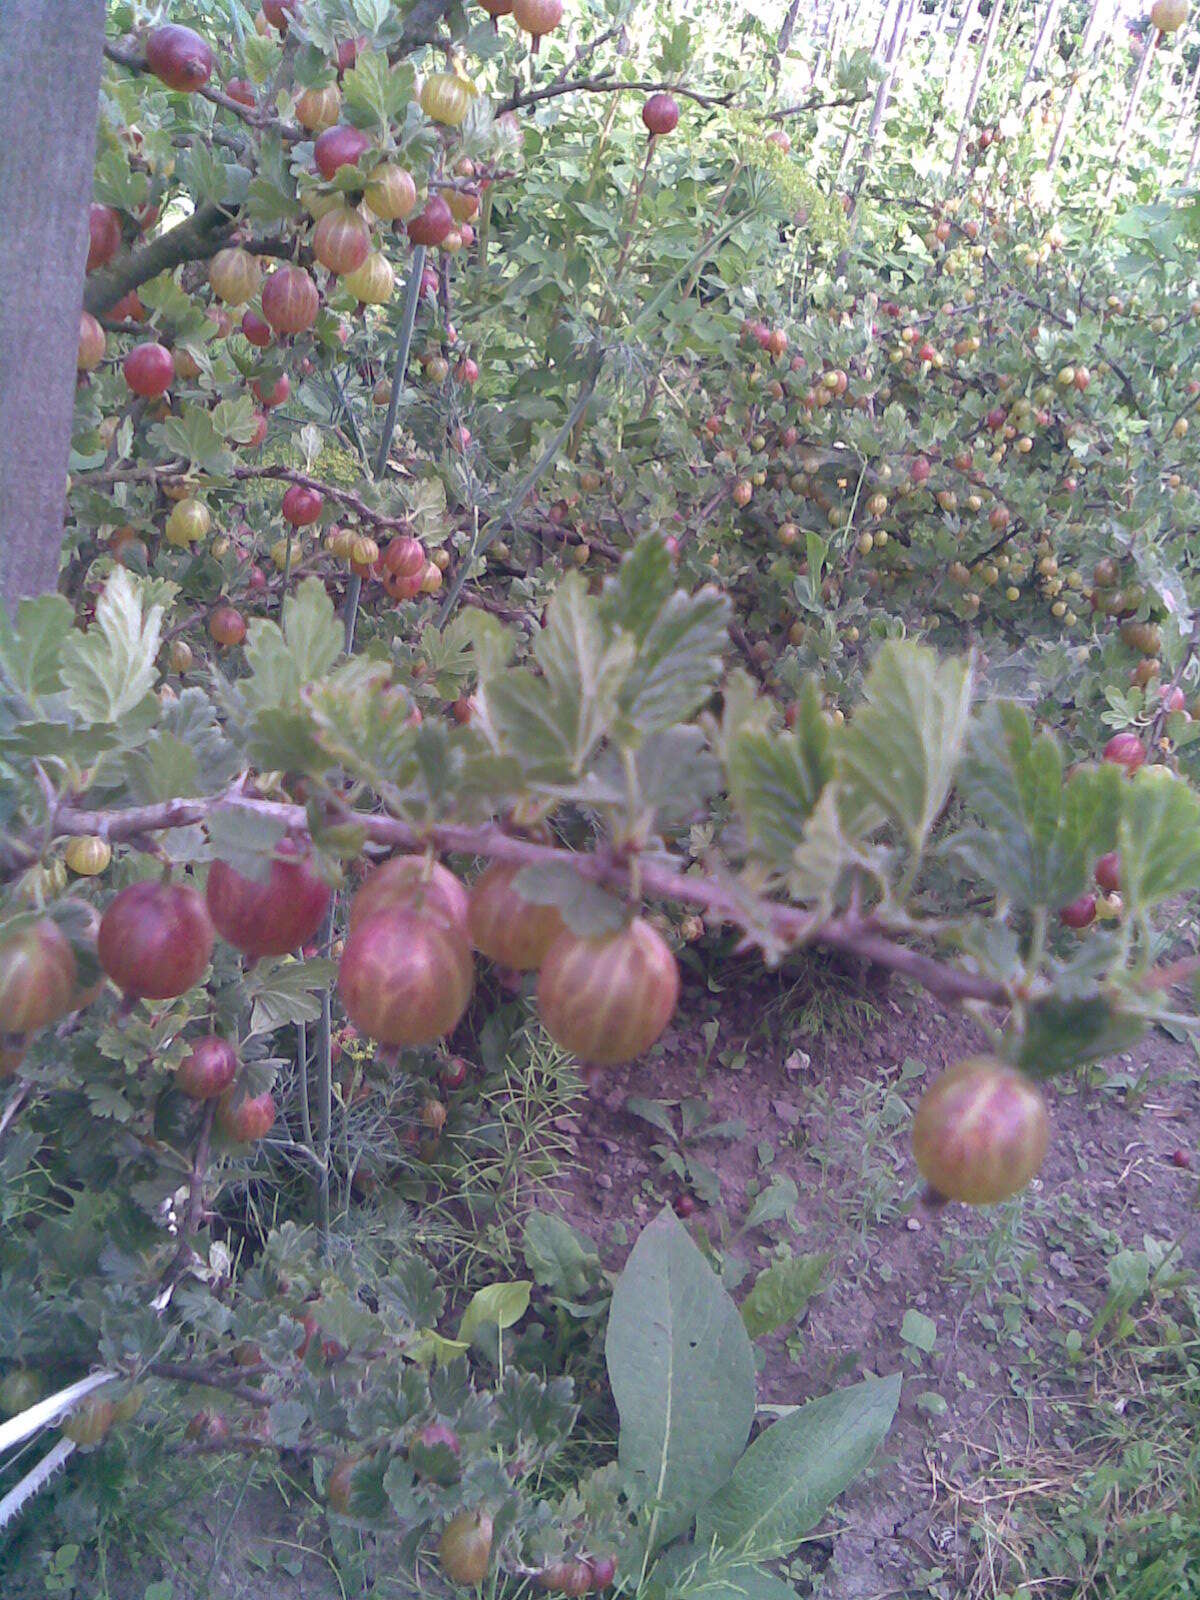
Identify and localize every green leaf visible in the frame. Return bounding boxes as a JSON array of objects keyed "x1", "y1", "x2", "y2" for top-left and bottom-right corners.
[
  {"x1": 60, "y1": 568, "x2": 164, "y2": 723},
  {"x1": 242, "y1": 578, "x2": 343, "y2": 713},
  {"x1": 458, "y1": 1280, "x2": 532, "y2": 1344},
  {"x1": 618, "y1": 585, "x2": 730, "y2": 738},
  {"x1": 605, "y1": 1206, "x2": 756, "y2": 1548},
  {"x1": 522, "y1": 1212, "x2": 602, "y2": 1299},
  {"x1": 626, "y1": 1096, "x2": 680, "y2": 1141},
  {"x1": 838, "y1": 643, "x2": 971, "y2": 855},
  {"x1": 1118, "y1": 768, "x2": 1200, "y2": 912},
  {"x1": 646, "y1": 1546, "x2": 801, "y2": 1600},
  {"x1": 341, "y1": 51, "x2": 413, "y2": 126},
  {"x1": 600, "y1": 535, "x2": 676, "y2": 644},
  {"x1": 1017, "y1": 992, "x2": 1146, "y2": 1079},
  {"x1": 729, "y1": 684, "x2": 833, "y2": 870},
  {"x1": 150, "y1": 405, "x2": 232, "y2": 473},
  {"x1": 741, "y1": 1176, "x2": 799, "y2": 1232},
  {"x1": 899, "y1": 1309, "x2": 937, "y2": 1352},
  {"x1": 0, "y1": 594, "x2": 73, "y2": 699},
  {"x1": 956, "y1": 704, "x2": 1121, "y2": 908},
  {"x1": 696, "y1": 1374, "x2": 901, "y2": 1556},
  {"x1": 205, "y1": 807, "x2": 288, "y2": 884},
  {"x1": 117, "y1": 688, "x2": 237, "y2": 802},
  {"x1": 740, "y1": 1252, "x2": 829, "y2": 1340},
  {"x1": 481, "y1": 574, "x2": 634, "y2": 780},
  {"x1": 245, "y1": 957, "x2": 337, "y2": 1035},
  {"x1": 513, "y1": 862, "x2": 626, "y2": 937}
]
